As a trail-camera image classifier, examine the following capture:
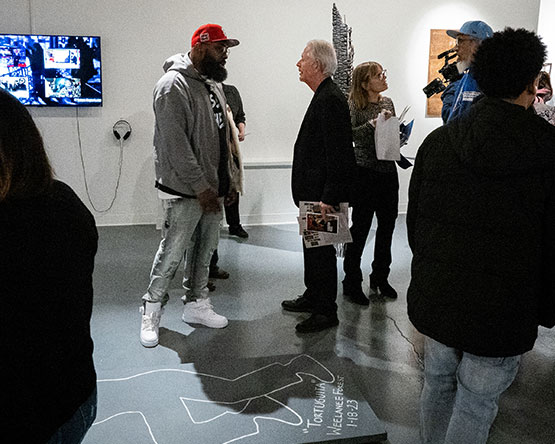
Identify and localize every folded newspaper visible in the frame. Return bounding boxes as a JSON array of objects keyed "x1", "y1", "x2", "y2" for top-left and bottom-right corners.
[{"x1": 298, "y1": 201, "x2": 352, "y2": 248}]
